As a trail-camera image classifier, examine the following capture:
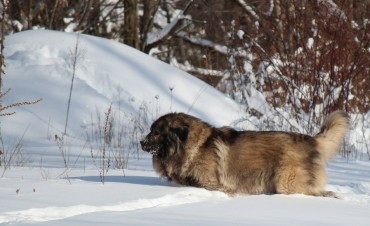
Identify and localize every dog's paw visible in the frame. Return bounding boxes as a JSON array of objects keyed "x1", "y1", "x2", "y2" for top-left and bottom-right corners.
[{"x1": 320, "y1": 191, "x2": 339, "y2": 198}]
